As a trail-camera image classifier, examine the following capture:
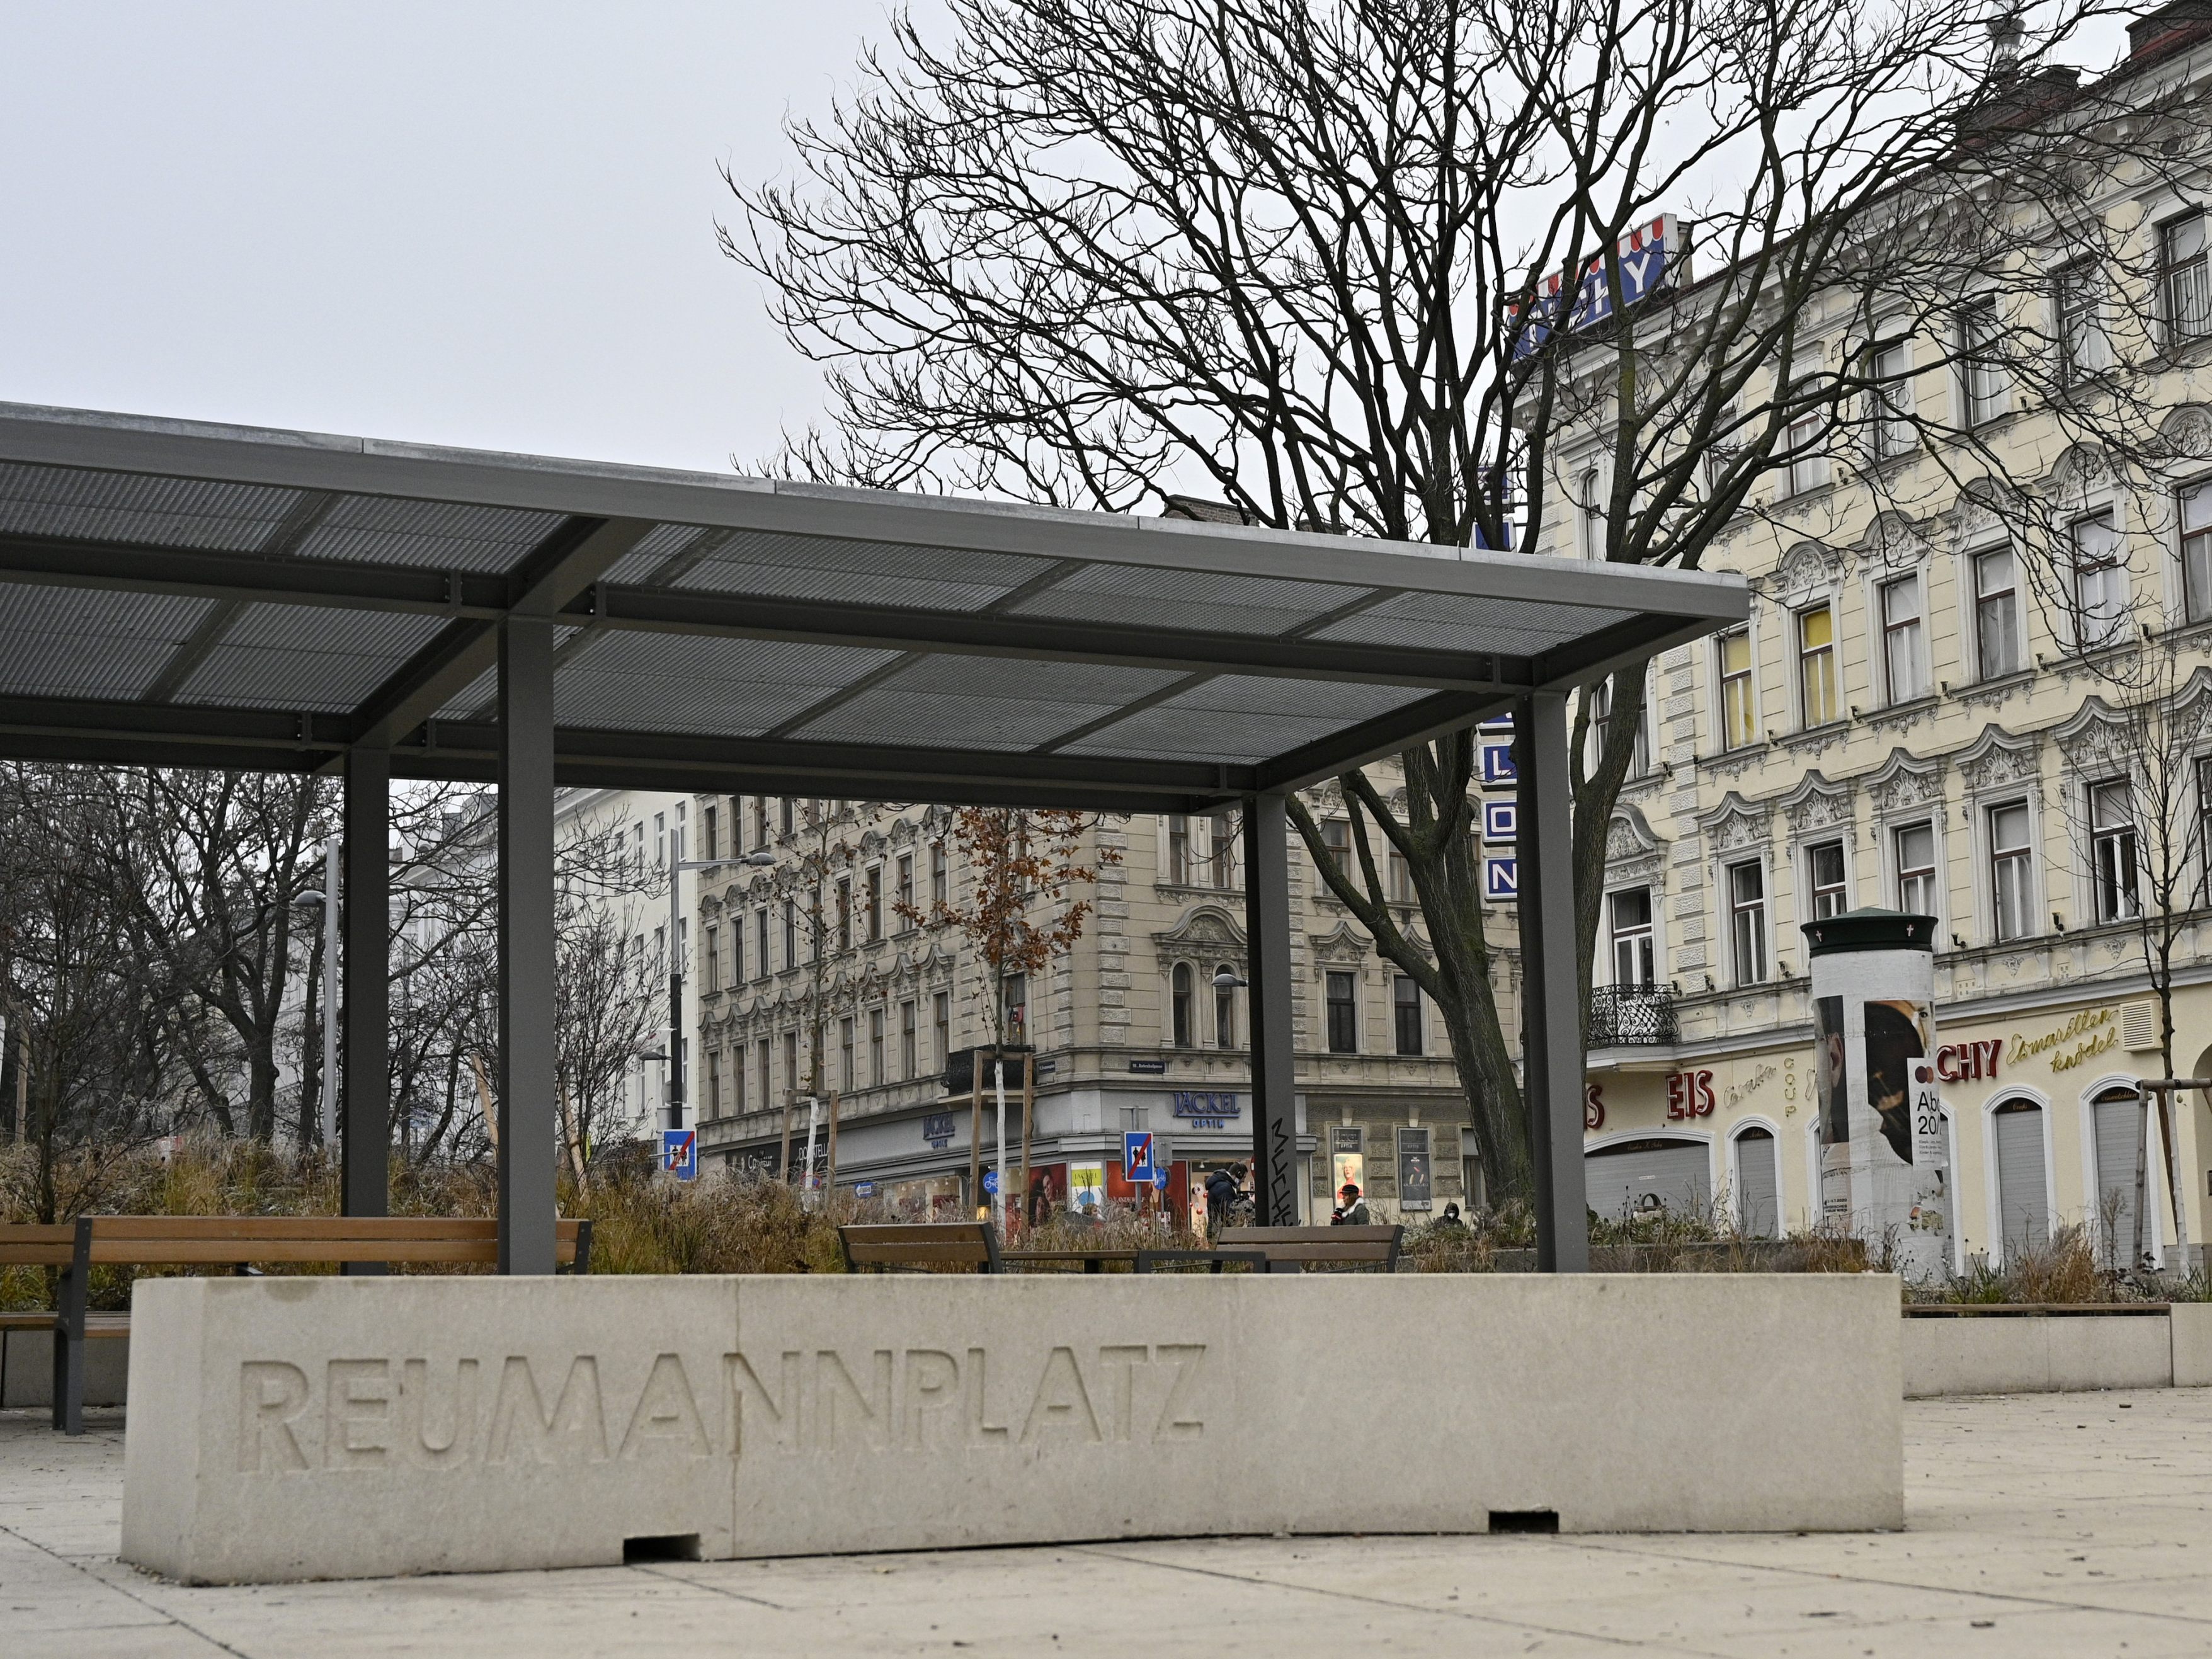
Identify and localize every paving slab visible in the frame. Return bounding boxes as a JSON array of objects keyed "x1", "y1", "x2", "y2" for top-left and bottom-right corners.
[{"x1": 6, "y1": 1391, "x2": 2212, "y2": 1657}]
